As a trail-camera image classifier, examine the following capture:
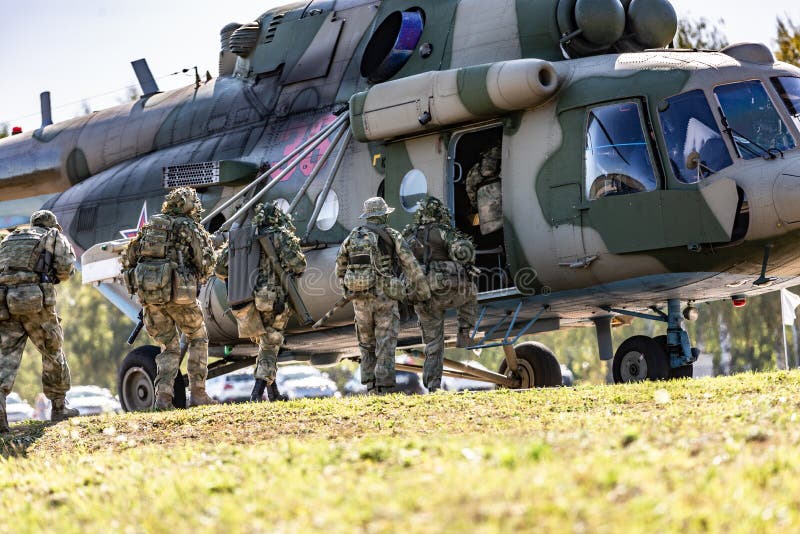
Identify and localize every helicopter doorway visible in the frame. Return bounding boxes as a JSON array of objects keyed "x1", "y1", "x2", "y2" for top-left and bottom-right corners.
[{"x1": 448, "y1": 125, "x2": 513, "y2": 293}]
